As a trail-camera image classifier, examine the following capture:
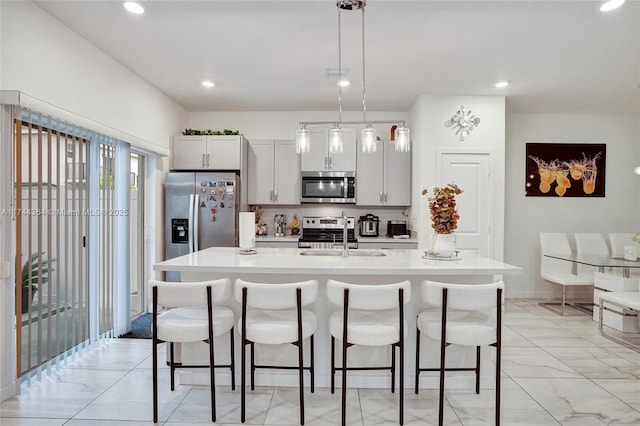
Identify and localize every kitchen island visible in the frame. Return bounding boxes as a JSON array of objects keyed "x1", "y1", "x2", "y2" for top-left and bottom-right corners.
[{"x1": 153, "y1": 247, "x2": 521, "y2": 389}]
